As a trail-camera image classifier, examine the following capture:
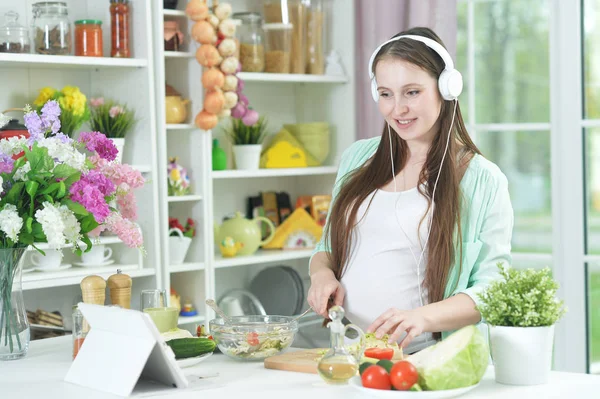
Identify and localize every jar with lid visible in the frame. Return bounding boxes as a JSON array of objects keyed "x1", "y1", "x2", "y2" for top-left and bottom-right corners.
[
  {"x1": 0, "y1": 11, "x2": 31, "y2": 53},
  {"x1": 110, "y1": 0, "x2": 130, "y2": 58},
  {"x1": 305, "y1": 0, "x2": 329, "y2": 74},
  {"x1": 32, "y1": 1, "x2": 72, "y2": 55},
  {"x1": 75, "y1": 20, "x2": 103, "y2": 57},
  {"x1": 233, "y1": 12, "x2": 265, "y2": 72}
]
